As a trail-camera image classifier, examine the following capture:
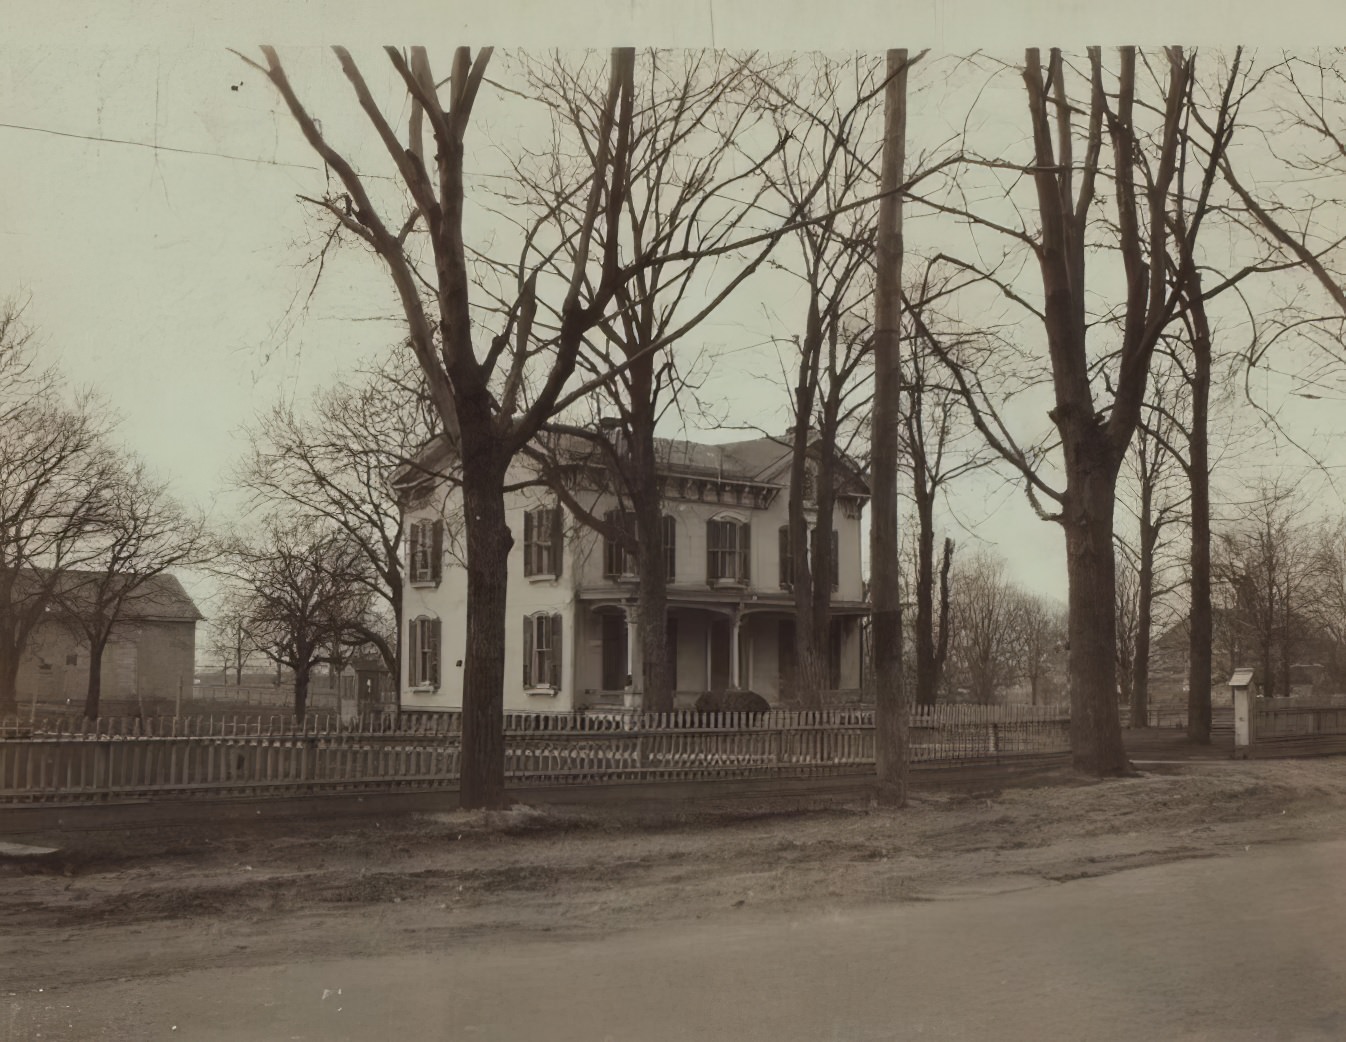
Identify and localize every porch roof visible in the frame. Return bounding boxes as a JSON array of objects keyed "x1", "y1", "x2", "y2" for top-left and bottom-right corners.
[{"x1": 575, "y1": 585, "x2": 869, "y2": 617}]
